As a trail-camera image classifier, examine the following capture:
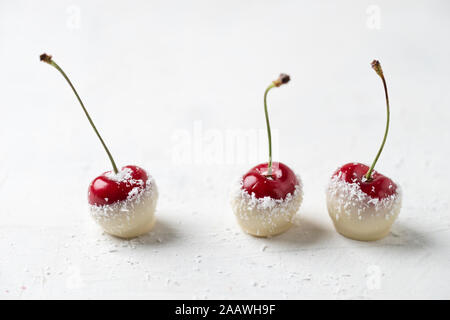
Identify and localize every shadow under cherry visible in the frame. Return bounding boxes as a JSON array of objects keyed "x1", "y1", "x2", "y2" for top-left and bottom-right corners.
[{"x1": 267, "y1": 215, "x2": 331, "y2": 247}]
